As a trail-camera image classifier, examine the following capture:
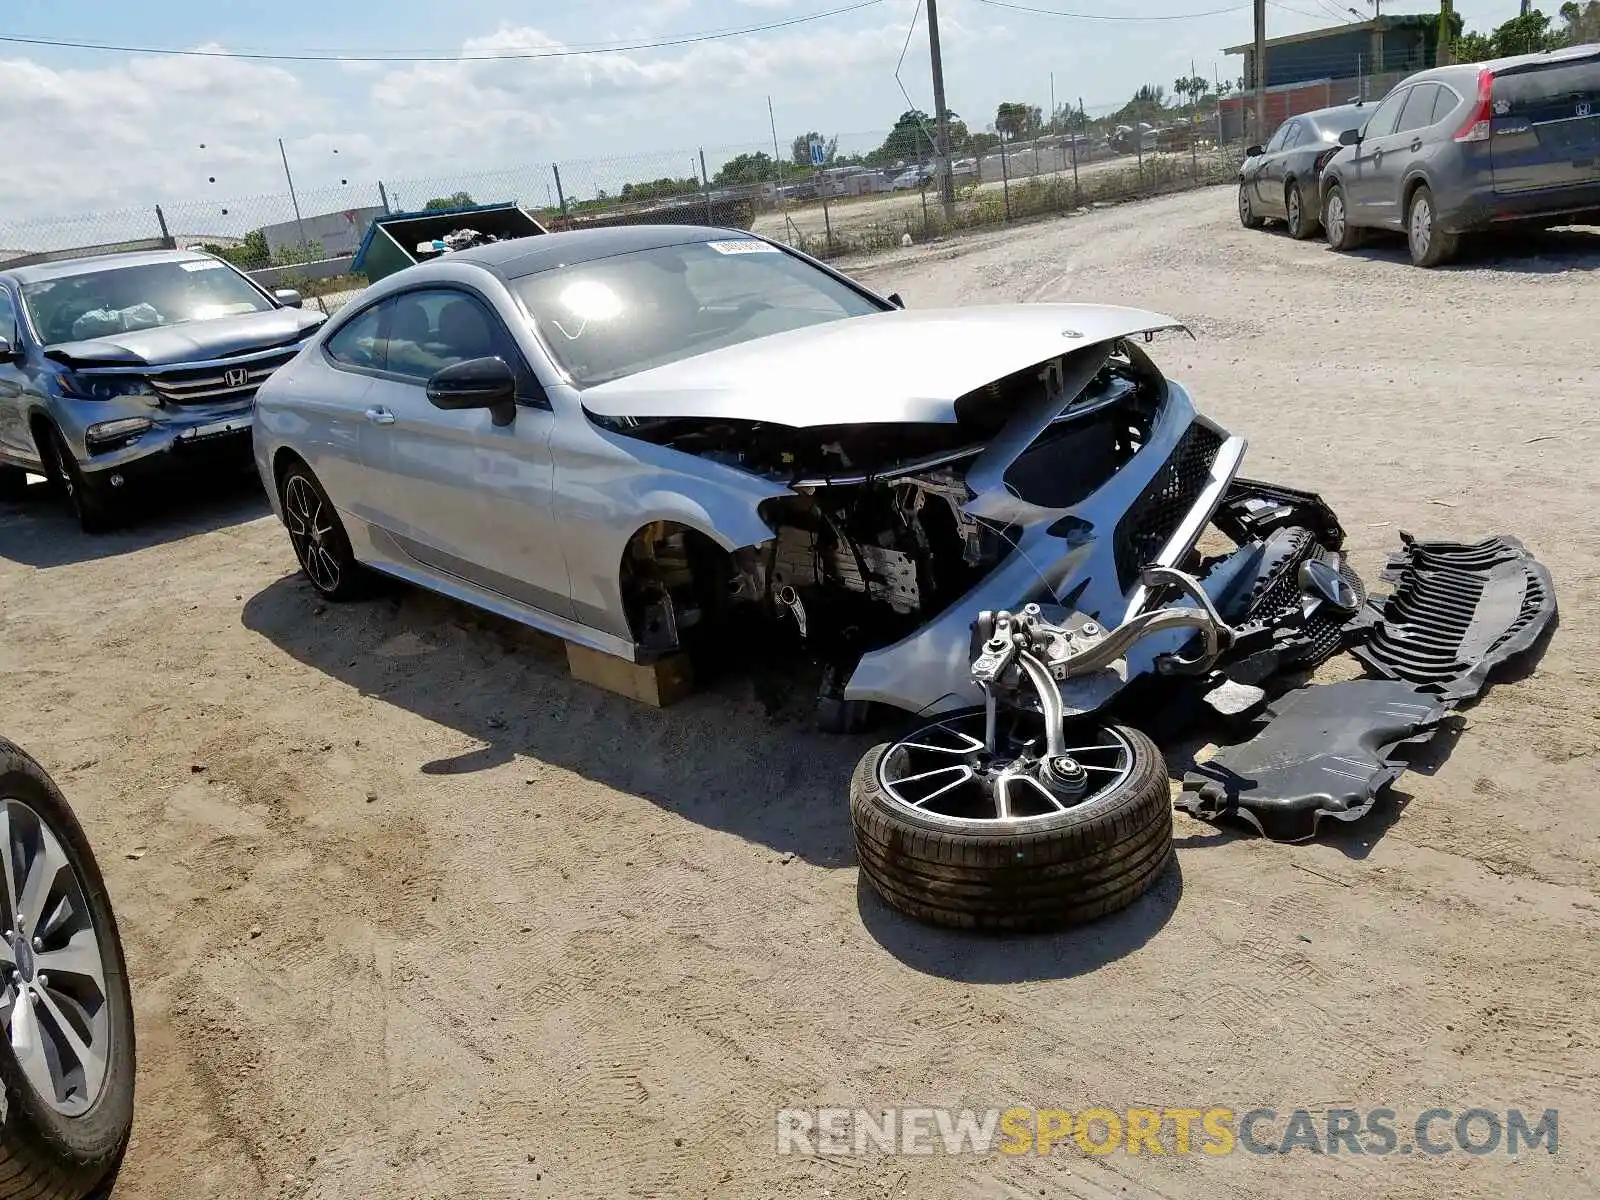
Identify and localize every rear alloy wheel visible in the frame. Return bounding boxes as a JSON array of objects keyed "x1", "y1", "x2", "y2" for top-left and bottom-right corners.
[
  {"x1": 1285, "y1": 180, "x2": 1316, "y2": 240},
  {"x1": 279, "y1": 464, "x2": 371, "y2": 601},
  {"x1": 1322, "y1": 183, "x2": 1363, "y2": 251},
  {"x1": 850, "y1": 708, "x2": 1173, "y2": 932},
  {"x1": 40, "y1": 428, "x2": 117, "y2": 534},
  {"x1": 0, "y1": 738, "x2": 135, "y2": 1200},
  {"x1": 1238, "y1": 183, "x2": 1265, "y2": 230},
  {"x1": 1407, "y1": 185, "x2": 1458, "y2": 268}
]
